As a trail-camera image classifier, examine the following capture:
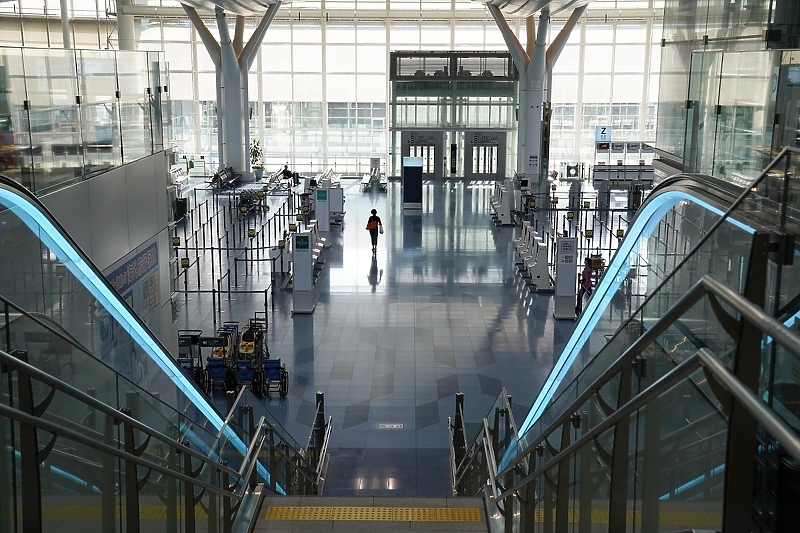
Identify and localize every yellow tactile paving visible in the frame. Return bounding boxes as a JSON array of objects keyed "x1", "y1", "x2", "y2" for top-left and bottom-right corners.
[
  {"x1": 265, "y1": 506, "x2": 718, "y2": 526},
  {"x1": 264, "y1": 506, "x2": 482, "y2": 522},
  {"x1": 36, "y1": 504, "x2": 719, "y2": 527}
]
